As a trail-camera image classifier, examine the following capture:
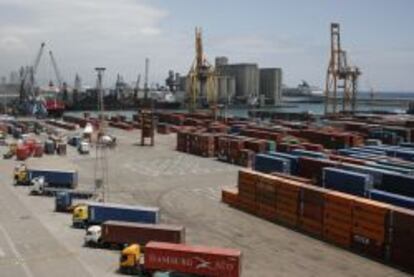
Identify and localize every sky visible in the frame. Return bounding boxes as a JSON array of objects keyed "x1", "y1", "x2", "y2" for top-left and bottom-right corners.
[{"x1": 0, "y1": 0, "x2": 413, "y2": 91}]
